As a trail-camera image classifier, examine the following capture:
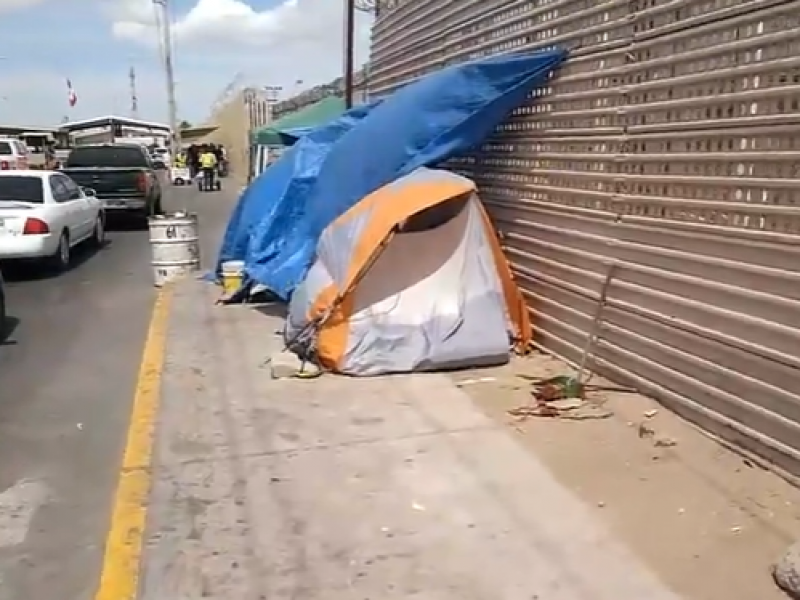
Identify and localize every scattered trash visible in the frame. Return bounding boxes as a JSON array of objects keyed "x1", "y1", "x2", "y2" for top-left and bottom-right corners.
[
  {"x1": 654, "y1": 436, "x2": 678, "y2": 448},
  {"x1": 509, "y1": 372, "x2": 632, "y2": 421},
  {"x1": 731, "y1": 526, "x2": 742, "y2": 534},
  {"x1": 508, "y1": 399, "x2": 612, "y2": 421},
  {"x1": 527, "y1": 374, "x2": 586, "y2": 401},
  {"x1": 267, "y1": 351, "x2": 322, "y2": 379},
  {"x1": 76, "y1": 423, "x2": 83, "y2": 430},
  {"x1": 516, "y1": 373, "x2": 637, "y2": 397},
  {"x1": 562, "y1": 404, "x2": 613, "y2": 420},
  {"x1": 549, "y1": 398, "x2": 584, "y2": 411},
  {"x1": 637, "y1": 422, "x2": 678, "y2": 448},
  {"x1": 508, "y1": 404, "x2": 557, "y2": 419},
  {"x1": 457, "y1": 376, "x2": 497, "y2": 387},
  {"x1": 509, "y1": 374, "x2": 587, "y2": 419},
  {"x1": 411, "y1": 502, "x2": 426, "y2": 511},
  {"x1": 637, "y1": 423, "x2": 655, "y2": 439},
  {"x1": 643, "y1": 409, "x2": 659, "y2": 418}
]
